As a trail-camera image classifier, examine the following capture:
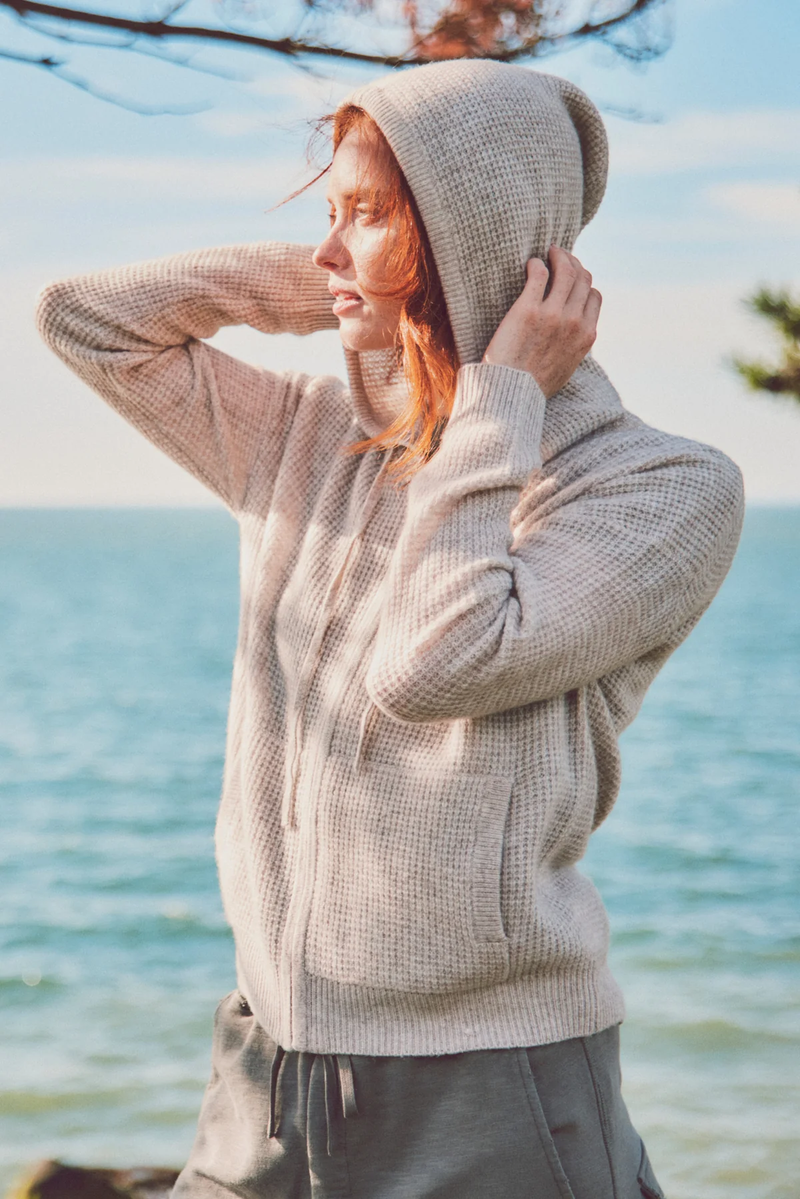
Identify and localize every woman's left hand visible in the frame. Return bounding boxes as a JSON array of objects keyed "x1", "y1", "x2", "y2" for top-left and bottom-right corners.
[{"x1": 482, "y1": 245, "x2": 602, "y2": 399}]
